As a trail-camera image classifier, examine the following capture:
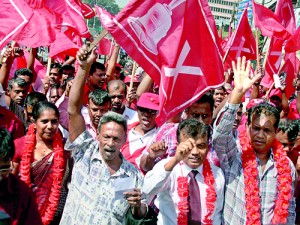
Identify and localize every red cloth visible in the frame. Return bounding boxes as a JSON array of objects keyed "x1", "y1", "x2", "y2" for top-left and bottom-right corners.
[
  {"x1": 285, "y1": 27, "x2": 300, "y2": 53},
  {"x1": 83, "y1": 83, "x2": 92, "y2": 106},
  {"x1": 287, "y1": 98, "x2": 300, "y2": 120},
  {"x1": 98, "y1": 38, "x2": 113, "y2": 55},
  {"x1": 275, "y1": 0, "x2": 296, "y2": 34},
  {"x1": 223, "y1": 6, "x2": 256, "y2": 63},
  {"x1": 0, "y1": 107, "x2": 25, "y2": 140},
  {"x1": 0, "y1": 174, "x2": 42, "y2": 225},
  {"x1": 0, "y1": 0, "x2": 33, "y2": 50},
  {"x1": 13, "y1": 136, "x2": 25, "y2": 164},
  {"x1": 96, "y1": 0, "x2": 224, "y2": 126},
  {"x1": 252, "y1": 0, "x2": 291, "y2": 40}
]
